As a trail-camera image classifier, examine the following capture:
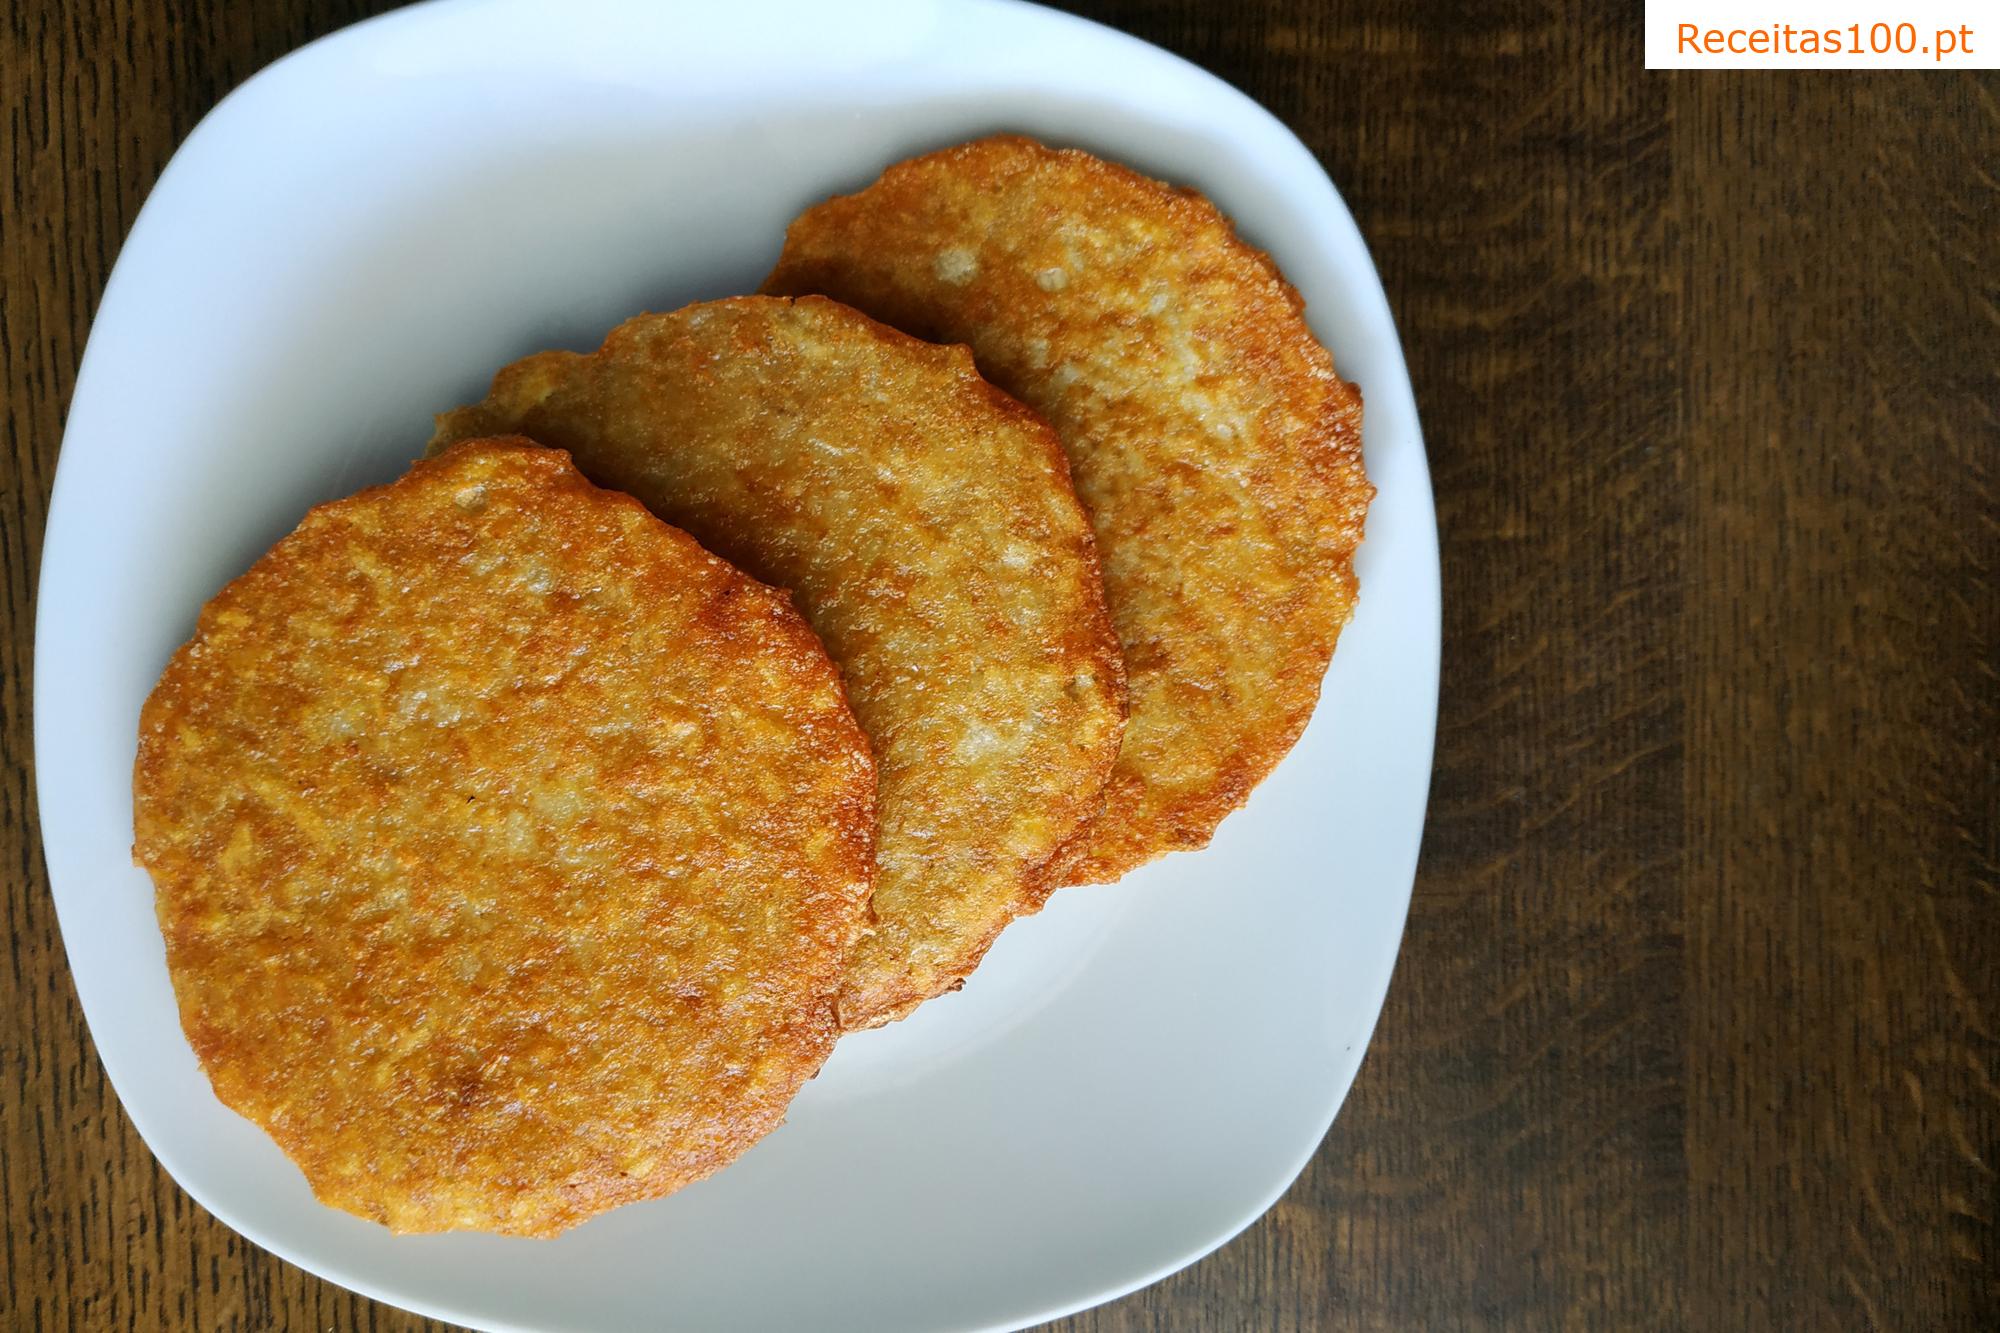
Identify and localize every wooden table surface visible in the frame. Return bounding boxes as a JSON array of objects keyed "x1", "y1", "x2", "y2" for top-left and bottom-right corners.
[{"x1": 5, "y1": 1, "x2": 1995, "y2": 1328}]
